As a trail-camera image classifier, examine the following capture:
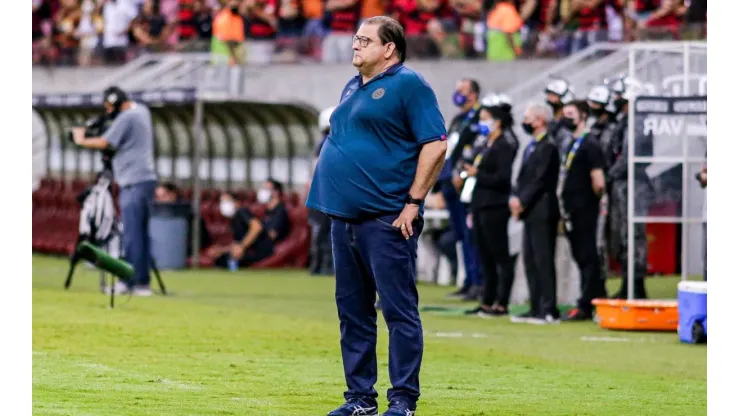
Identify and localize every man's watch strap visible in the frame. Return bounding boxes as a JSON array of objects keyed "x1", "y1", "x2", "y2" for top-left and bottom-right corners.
[{"x1": 405, "y1": 194, "x2": 423, "y2": 206}]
